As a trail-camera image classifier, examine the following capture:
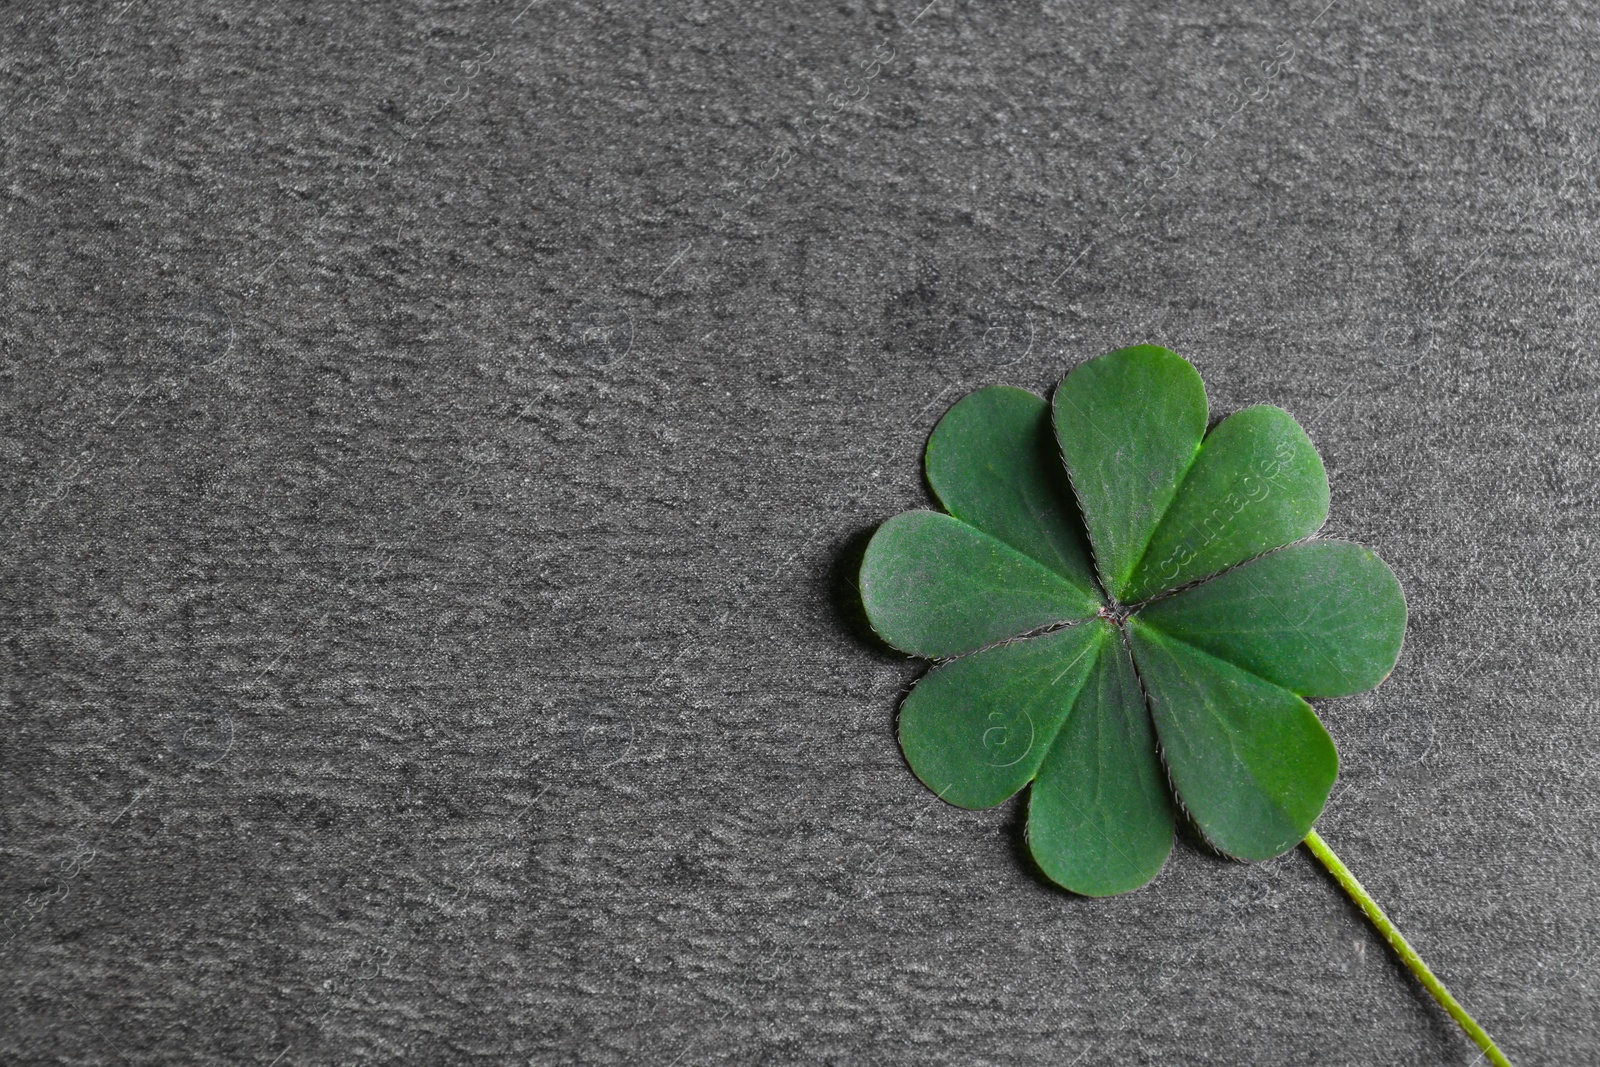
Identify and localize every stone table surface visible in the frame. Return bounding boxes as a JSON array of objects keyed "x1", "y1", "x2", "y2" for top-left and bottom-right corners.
[{"x1": 2, "y1": 1, "x2": 1597, "y2": 1064}]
